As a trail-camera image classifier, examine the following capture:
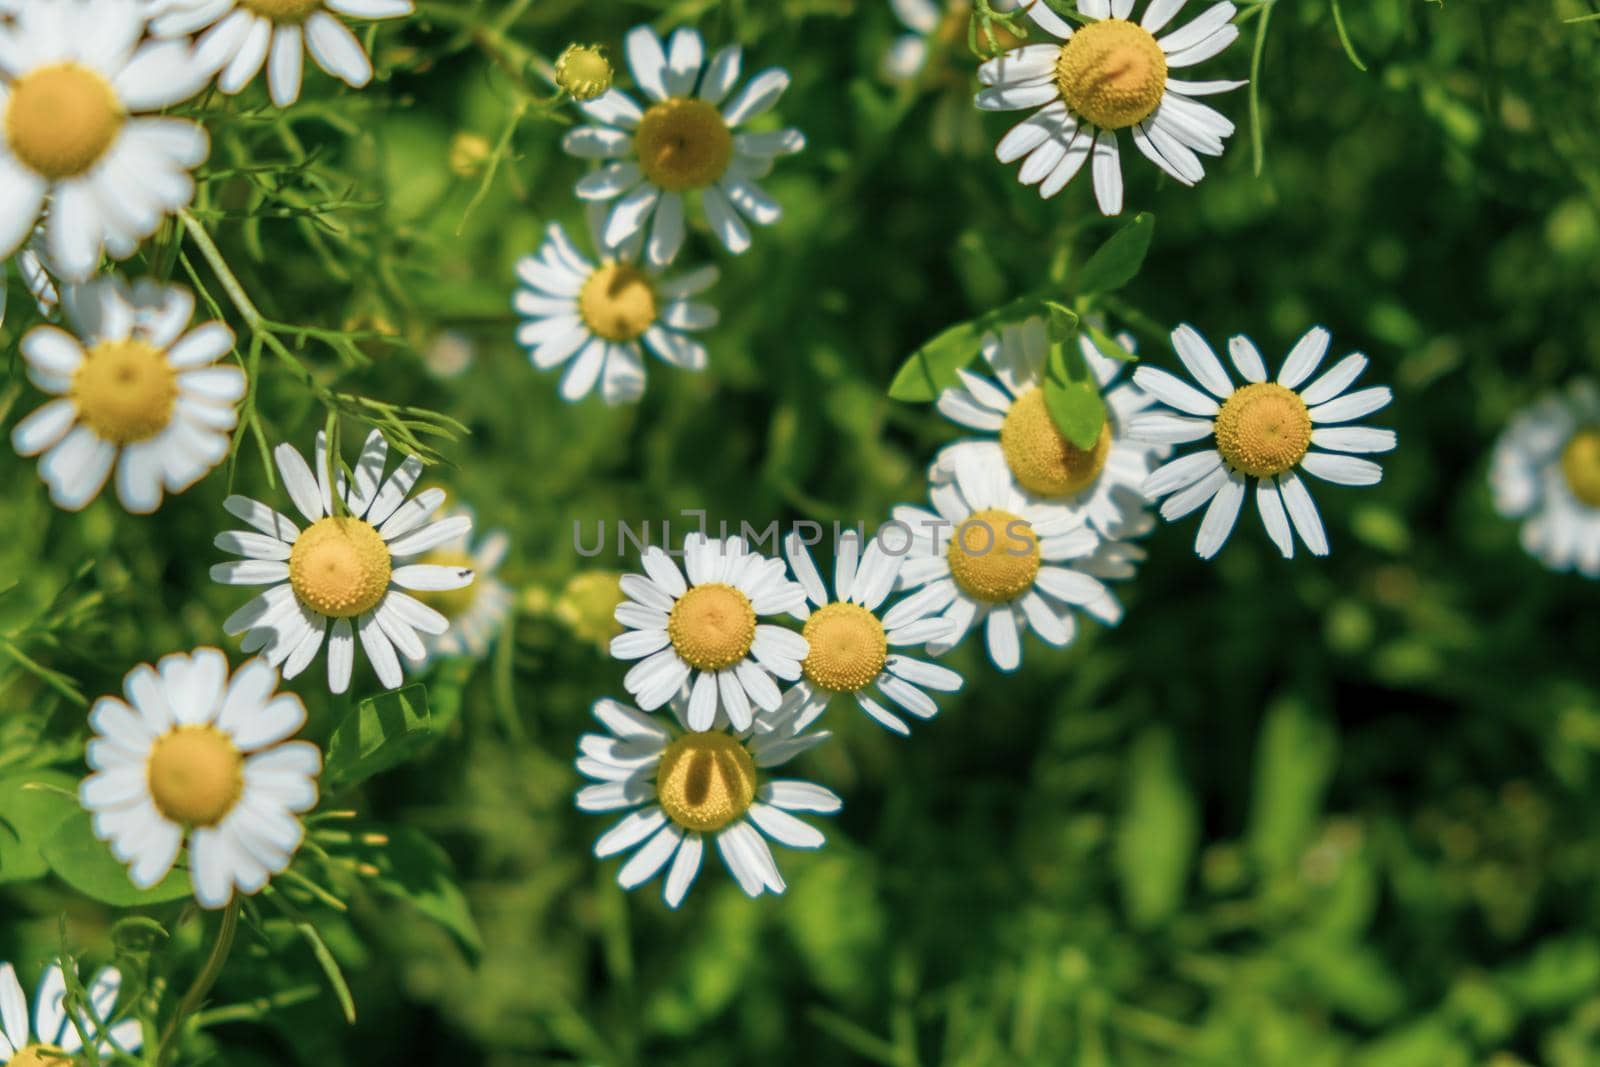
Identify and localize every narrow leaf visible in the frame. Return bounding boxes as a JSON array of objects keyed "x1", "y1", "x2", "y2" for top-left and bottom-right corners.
[{"x1": 1076, "y1": 213, "x2": 1156, "y2": 296}]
